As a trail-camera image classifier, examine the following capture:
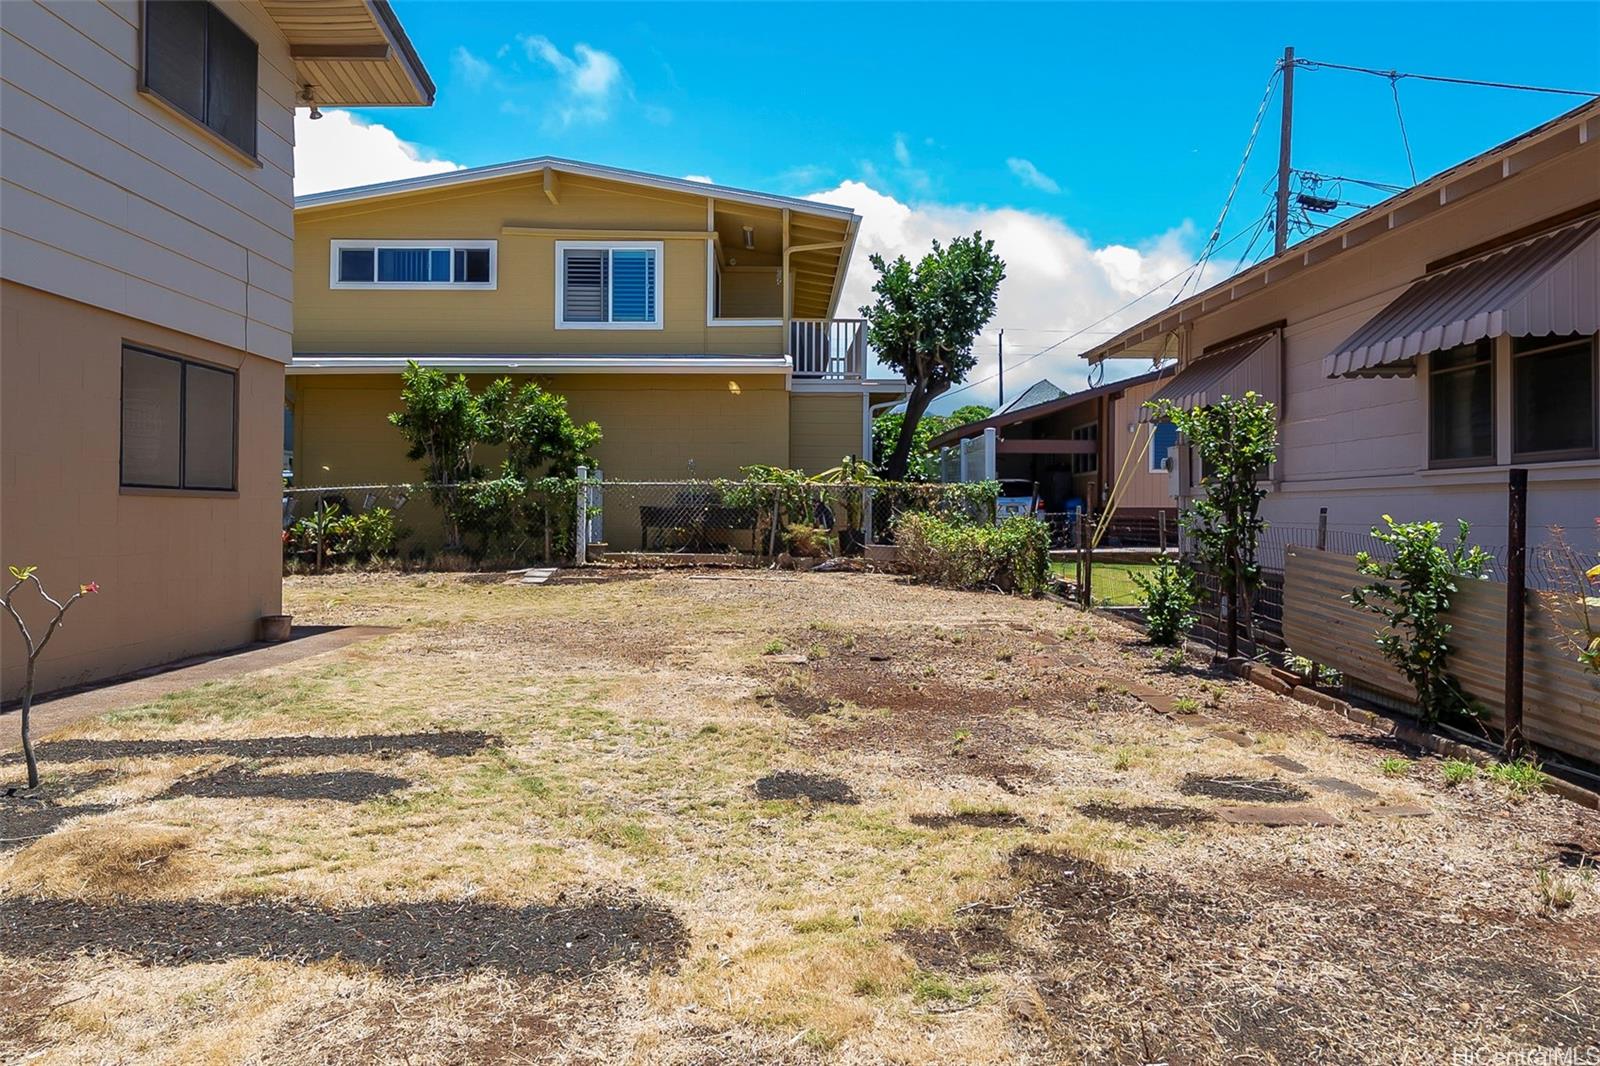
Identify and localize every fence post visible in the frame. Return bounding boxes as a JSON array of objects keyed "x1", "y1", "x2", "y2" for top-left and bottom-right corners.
[
  {"x1": 1082, "y1": 503, "x2": 1094, "y2": 607},
  {"x1": 1316, "y1": 507, "x2": 1328, "y2": 551},
  {"x1": 1504, "y1": 468, "x2": 1528, "y2": 759},
  {"x1": 543, "y1": 508, "x2": 552, "y2": 564},
  {"x1": 1158, "y1": 510, "x2": 1166, "y2": 553},
  {"x1": 863, "y1": 487, "x2": 875, "y2": 547},
  {"x1": 582, "y1": 464, "x2": 595, "y2": 563}
]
